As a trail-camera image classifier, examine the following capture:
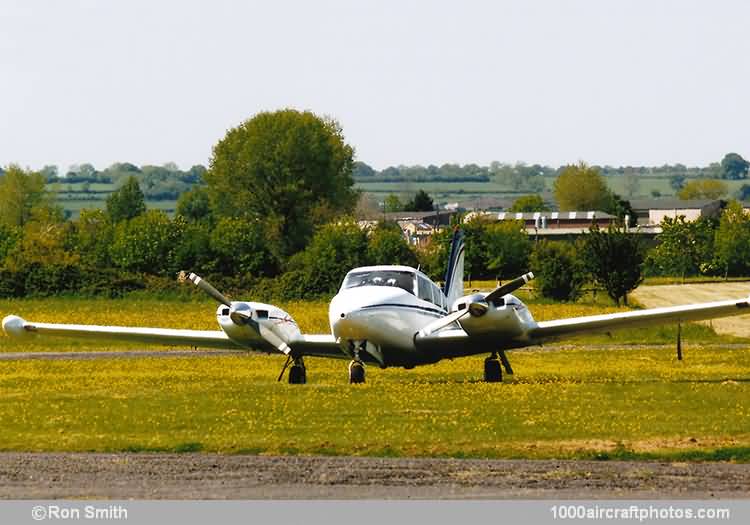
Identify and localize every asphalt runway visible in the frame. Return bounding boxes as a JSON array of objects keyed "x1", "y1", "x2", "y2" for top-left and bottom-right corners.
[{"x1": 1, "y1": 453, "x2": 749, "y2": 499}]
